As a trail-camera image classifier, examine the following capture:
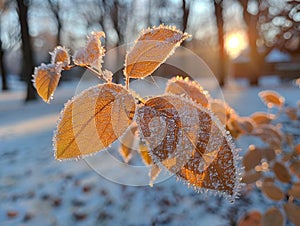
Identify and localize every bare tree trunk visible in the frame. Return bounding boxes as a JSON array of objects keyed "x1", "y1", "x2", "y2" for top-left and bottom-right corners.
[
  {"x1": 0, "y1": 38, "x2": 8, "y2": 91},
  {"x1": 16, "y1": 0, "x2": 36, "y2": 101},
  {"x1": 182, "y1": 0, "x2": 189, "y2": 33},
  {"x1": 214, "y1": 0, "x2": 226, "y2": 87},
  {"x1": 48, "y1": 0, "x2": 62, "y2": 45}
]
